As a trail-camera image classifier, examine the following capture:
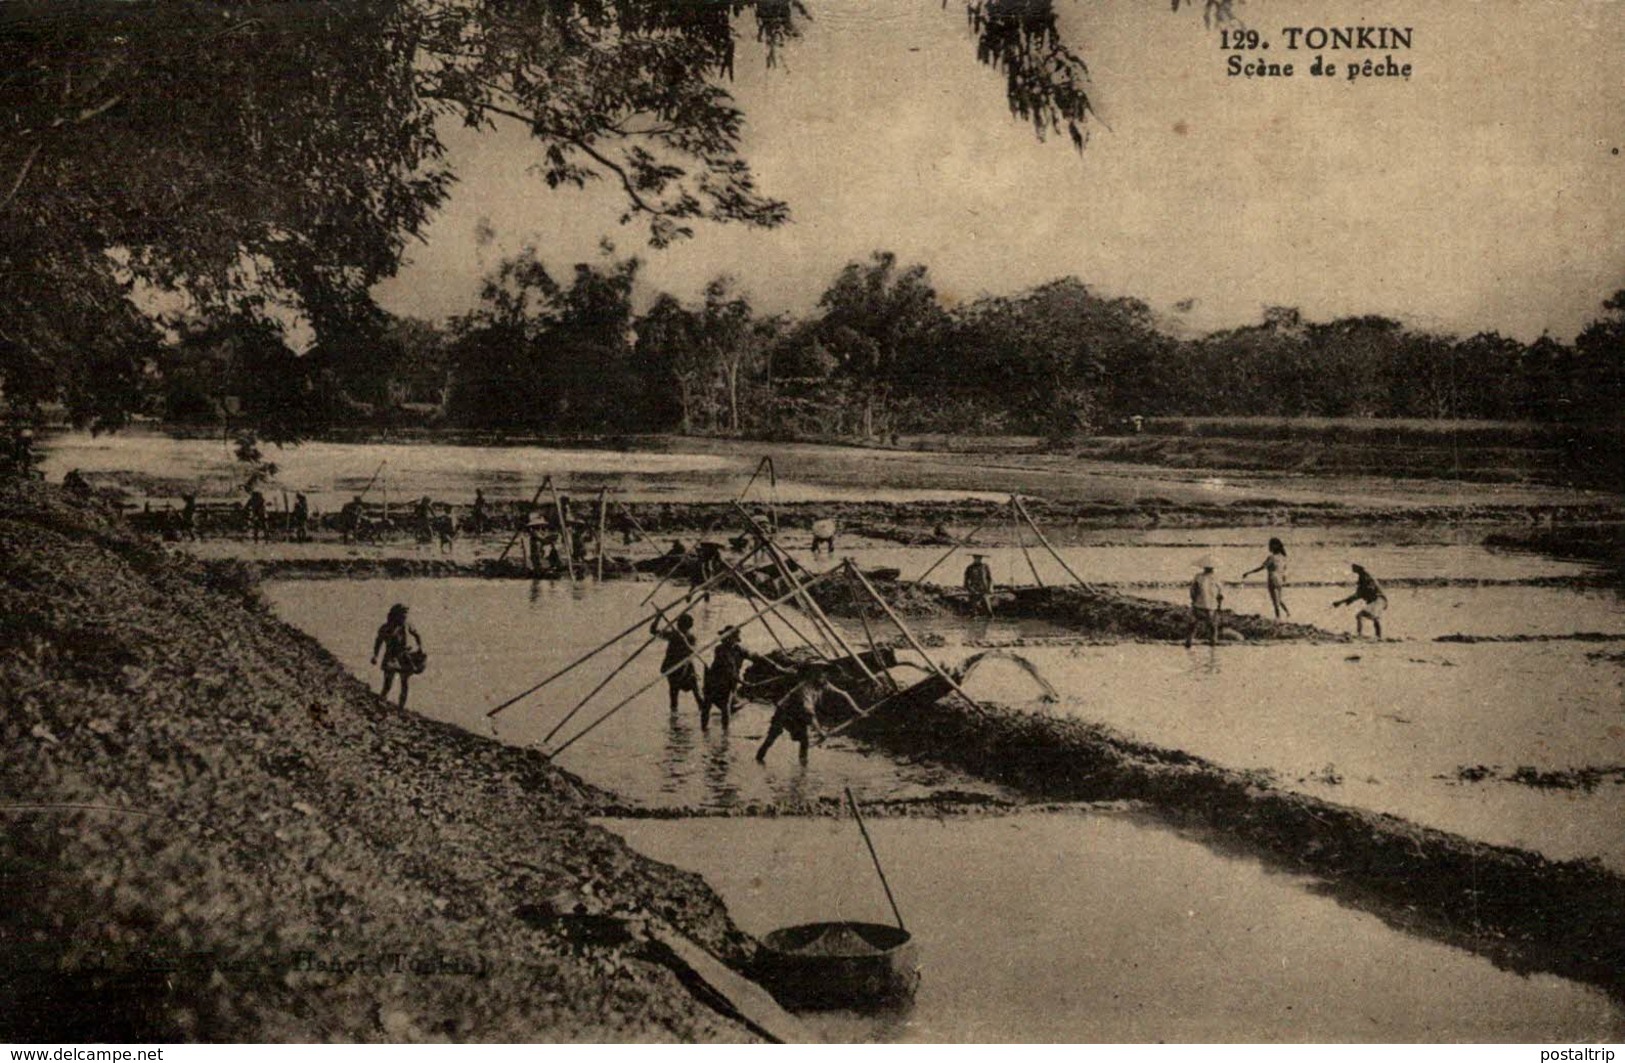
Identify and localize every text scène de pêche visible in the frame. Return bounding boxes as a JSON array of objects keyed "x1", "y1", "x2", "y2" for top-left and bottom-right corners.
[{"x1": 1221, "y1": 25, "x2": 1415, "y2": 81}]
